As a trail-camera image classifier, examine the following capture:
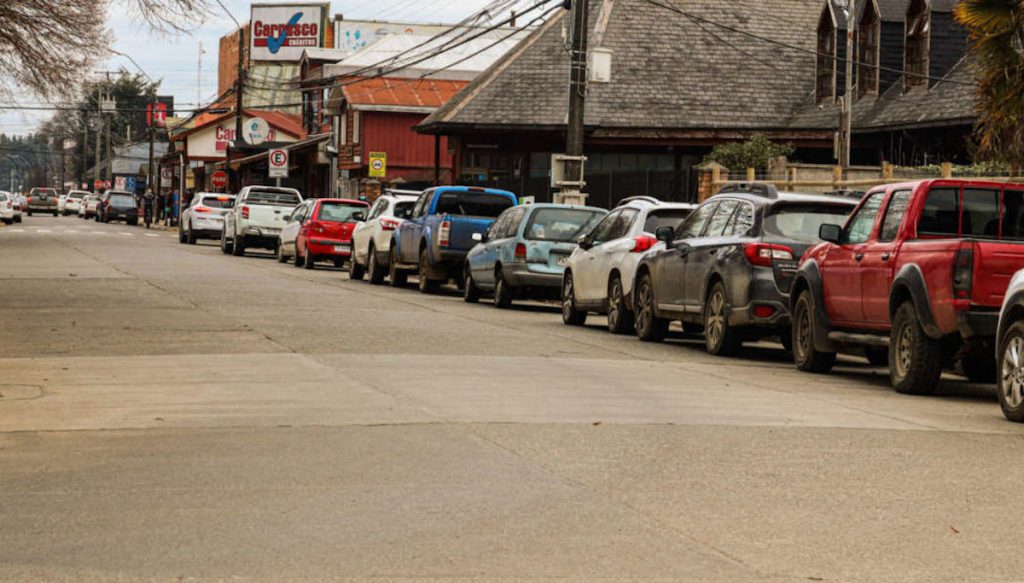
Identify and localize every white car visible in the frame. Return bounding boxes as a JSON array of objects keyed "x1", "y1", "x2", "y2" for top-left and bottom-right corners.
[
  {"x1": 0, "y1": 191, "x2": 17, "y2": 224},
  {"x1": 349, "y1": 190, "x2": 418, "y2": 283},
  {"x1": 562, "y1": 196, "x2": 695, "y2": 333},
  {"x1": 179, "y1": 192, "x2": 235, "y2": 244},
  {"x1": 222, "y1": 185, "x2": 303, "y2": 256},
  {"x1": 62, "y1": 190, "x2": 88, "y2": 216},
  {"x1": 79, "y1": 194, "x2": 101, "y2": 219}
]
